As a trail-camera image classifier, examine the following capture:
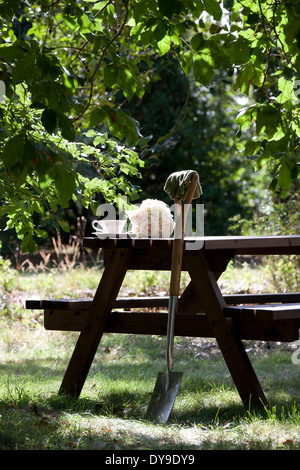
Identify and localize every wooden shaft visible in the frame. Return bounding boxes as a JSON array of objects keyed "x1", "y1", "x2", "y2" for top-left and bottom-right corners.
[
  {"x1": 183, "y1": 173, "x2": 199, "y2": 224},
  {"x1": 170, "y1": 202, "x2": 183, "y2": 296},
  {"x1": 170, "y1": 173, "x2": 199, "y2": 297}
]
